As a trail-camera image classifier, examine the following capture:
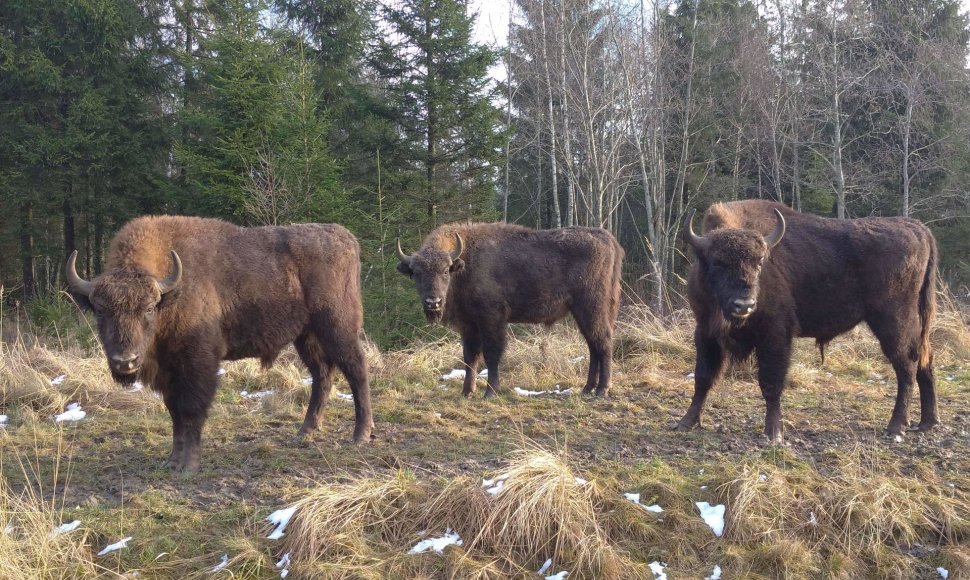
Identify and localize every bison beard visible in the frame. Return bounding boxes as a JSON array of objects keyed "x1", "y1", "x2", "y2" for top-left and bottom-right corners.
[
  {"x1": 676, "y1": 200, "x2": 939, "y2": 442},
  {"x1": 67, "y1": 216, "x2": 374, "y2": 472},
  {"x1": 397, "y1": 222, "x2": 623, "y2": 398}
]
